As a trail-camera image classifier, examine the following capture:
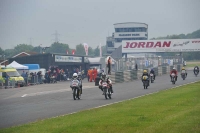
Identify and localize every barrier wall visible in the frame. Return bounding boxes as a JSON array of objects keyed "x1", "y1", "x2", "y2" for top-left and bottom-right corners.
[{"x1": 109, "y1": 64, "x2": 183, "y2": 84}]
